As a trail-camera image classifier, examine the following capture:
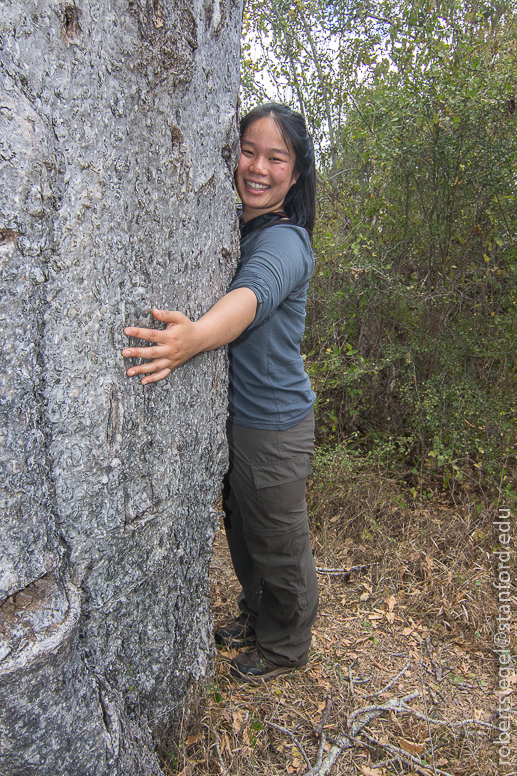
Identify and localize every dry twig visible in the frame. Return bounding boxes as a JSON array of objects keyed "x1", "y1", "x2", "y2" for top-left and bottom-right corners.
[
  {"x1": 263, "y1": 721, "x2": 312, "y2": 770},
  {"x1": 426, "y1": 634, "x2": 443, "y2": 681},
  {"x1": 214, "y1": 741, "x2": 228, "y2": 776},
  {"x1": 366, "y1": 660, "x2": 411, "y2": 698},
  {"x1": 361, "y1": 730, "x2": 455, "y2": 776},
  {"x1": 452, "y1": 718, "x2": 501, "y2": 731},
  {"x1": 313, "y1": 697, "x2": 332, "y2": 739},
  {"x1": 315, "y1": 564, "x2": 375, "y2": 575},
  {"x1": 348, "y1": 660, "x2": 355, "y2": 697}
]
